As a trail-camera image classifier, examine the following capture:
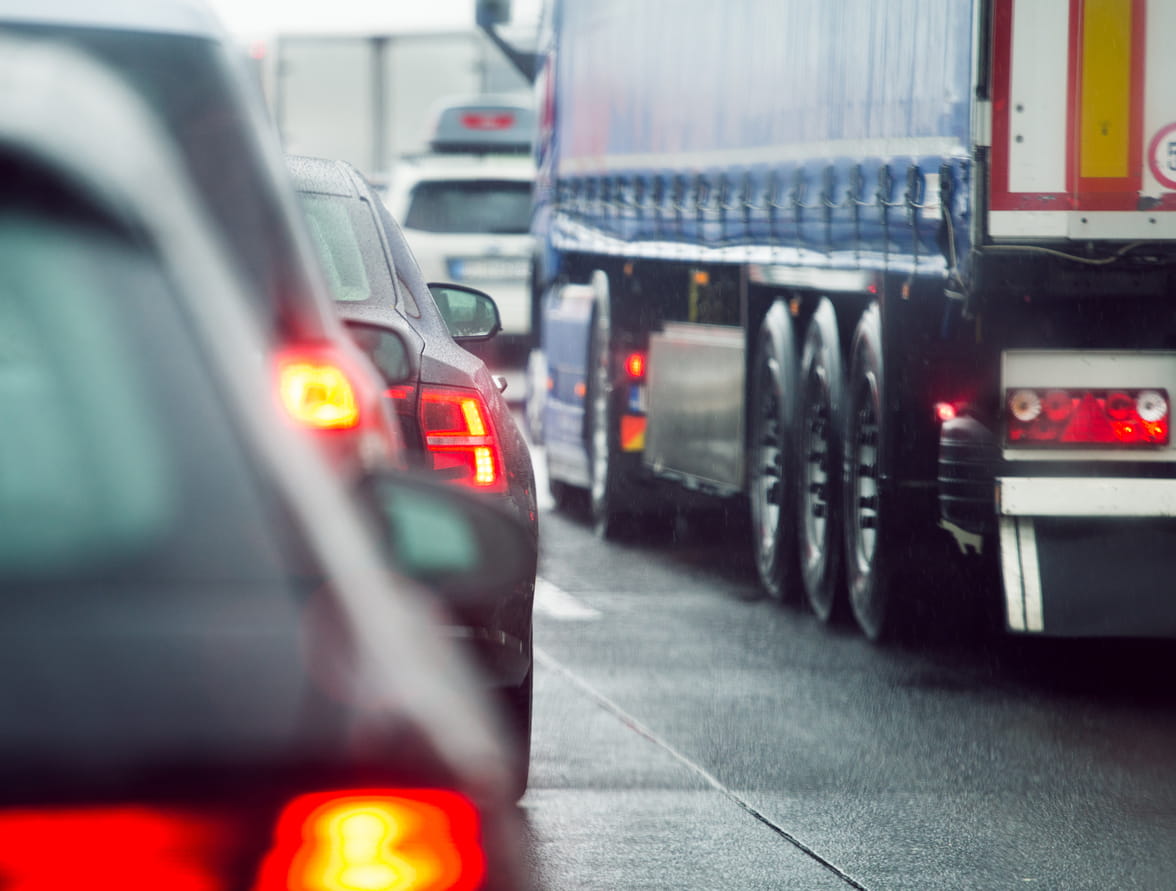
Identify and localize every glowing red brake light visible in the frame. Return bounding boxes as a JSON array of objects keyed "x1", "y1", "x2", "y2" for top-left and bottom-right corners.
[
  {"x1": 255, "y1": 790, "x2": 485, "y2": 891},
  {"x1": 0, "y1": 807, "x2": 235, "y2": 890},
  {"x1": 623, "y1": 351, "x2": 646, "y2": 380},
  {"x1": 1006, "y1": 388, "x2": 1170, "y2": 446},
  {"x1": 276, "y1": 347, "x2": 361, "y2": 430},
  {"x1": 419, "y1": 387, "x2": 506, "y2": 491},
  {"x1": 460, "y1": 112, "x2": 515, "y2": 131}
]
